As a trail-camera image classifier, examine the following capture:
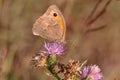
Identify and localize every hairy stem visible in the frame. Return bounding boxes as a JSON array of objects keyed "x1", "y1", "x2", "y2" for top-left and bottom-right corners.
[{"x1": 47, "y1": 65, "x2": 61, "y2": 80}]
